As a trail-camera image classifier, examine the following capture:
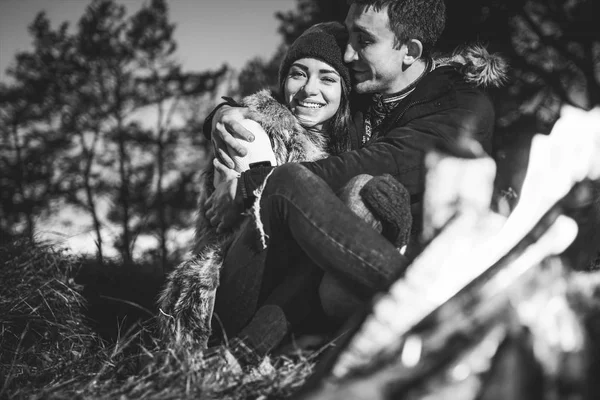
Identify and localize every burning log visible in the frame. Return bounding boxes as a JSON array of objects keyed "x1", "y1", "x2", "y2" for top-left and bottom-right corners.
[{"x1": 297, "y1": 106, "x2": 600, "y2": 400}]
